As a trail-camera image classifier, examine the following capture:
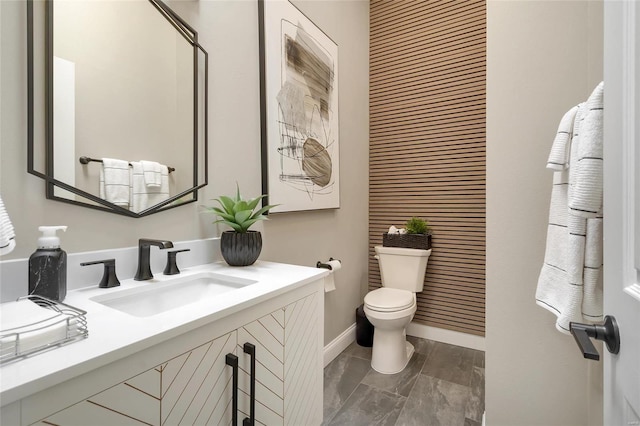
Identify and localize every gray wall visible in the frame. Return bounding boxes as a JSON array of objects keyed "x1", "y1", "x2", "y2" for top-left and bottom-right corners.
[
  {"x1": 0, "y1": 0, "x2": 369, "y2": 346},
  {"x1": 486, "y1": 1, "x2": 603, "y2": 425}
]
